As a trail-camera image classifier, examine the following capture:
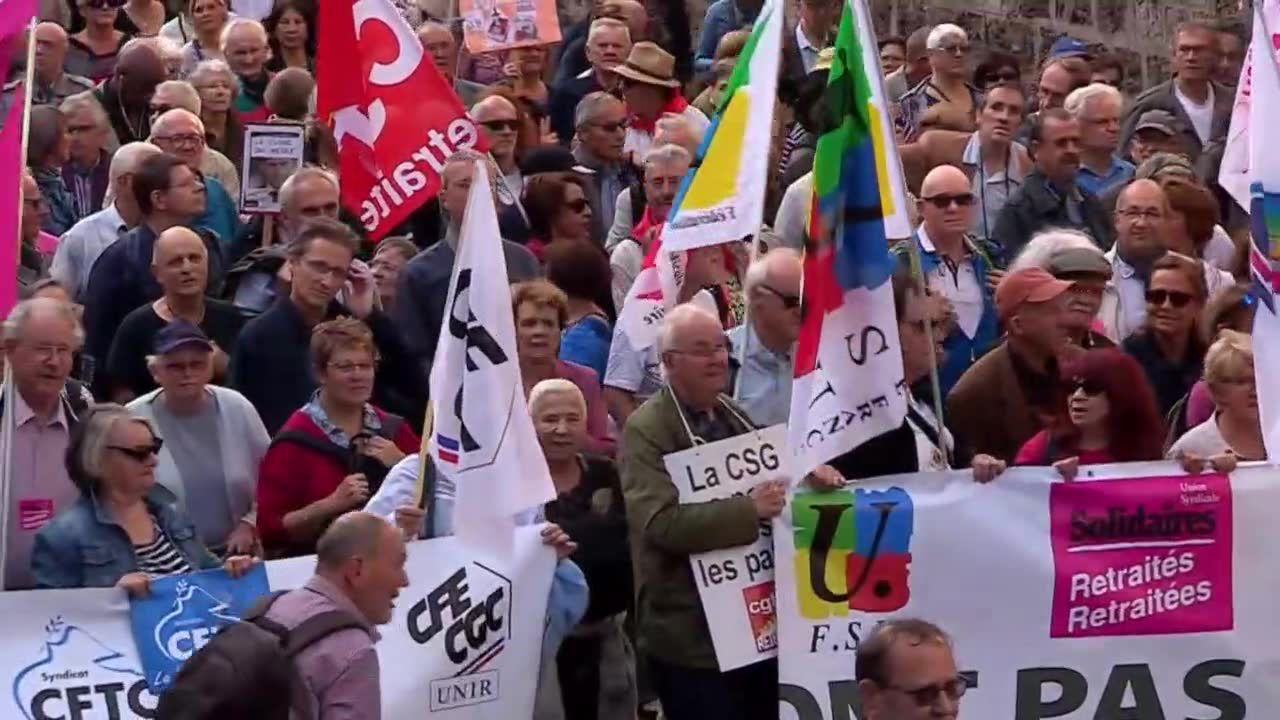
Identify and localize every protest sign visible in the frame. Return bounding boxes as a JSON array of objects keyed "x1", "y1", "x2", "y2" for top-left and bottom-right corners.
[
  {"x1": 128, "y1": 564, "x2": 270, "y2": 691},
  {"x1": 773, "y1": 463, "x2": 1280, "y2": 719},
  {"x1": 665, "y1": 423, "x2": 789, "y2": 670},
  {"x1": 459, "y1": 0, "x2": 561, "y2": 53},
  {"x1": 239, "y1": 123, "x2": 305, "y2": 214},
  {"x1": 0, "y1": 528, "x2": 555, "y2": 719}
]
